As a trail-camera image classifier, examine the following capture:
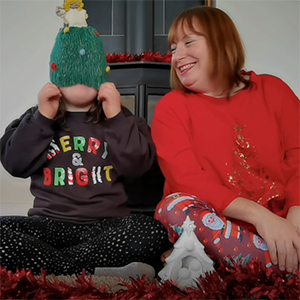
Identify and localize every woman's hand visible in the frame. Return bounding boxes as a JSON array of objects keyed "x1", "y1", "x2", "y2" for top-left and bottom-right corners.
[
  {"x1": 38, "y1": 83, "x2": 62, "y2": 119},
  {"x1": 223, "y1": 197, "x2": 300, "y2": 273},
  {"x1": 286, "y1": 206, "x2": 300, "y2": 271},
  {"x1": 254, "y1": 210, "x2": 300, "y2": 273},
  {"x1": 97, "y1": 82, "x2": 121, "y2": 119}
]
